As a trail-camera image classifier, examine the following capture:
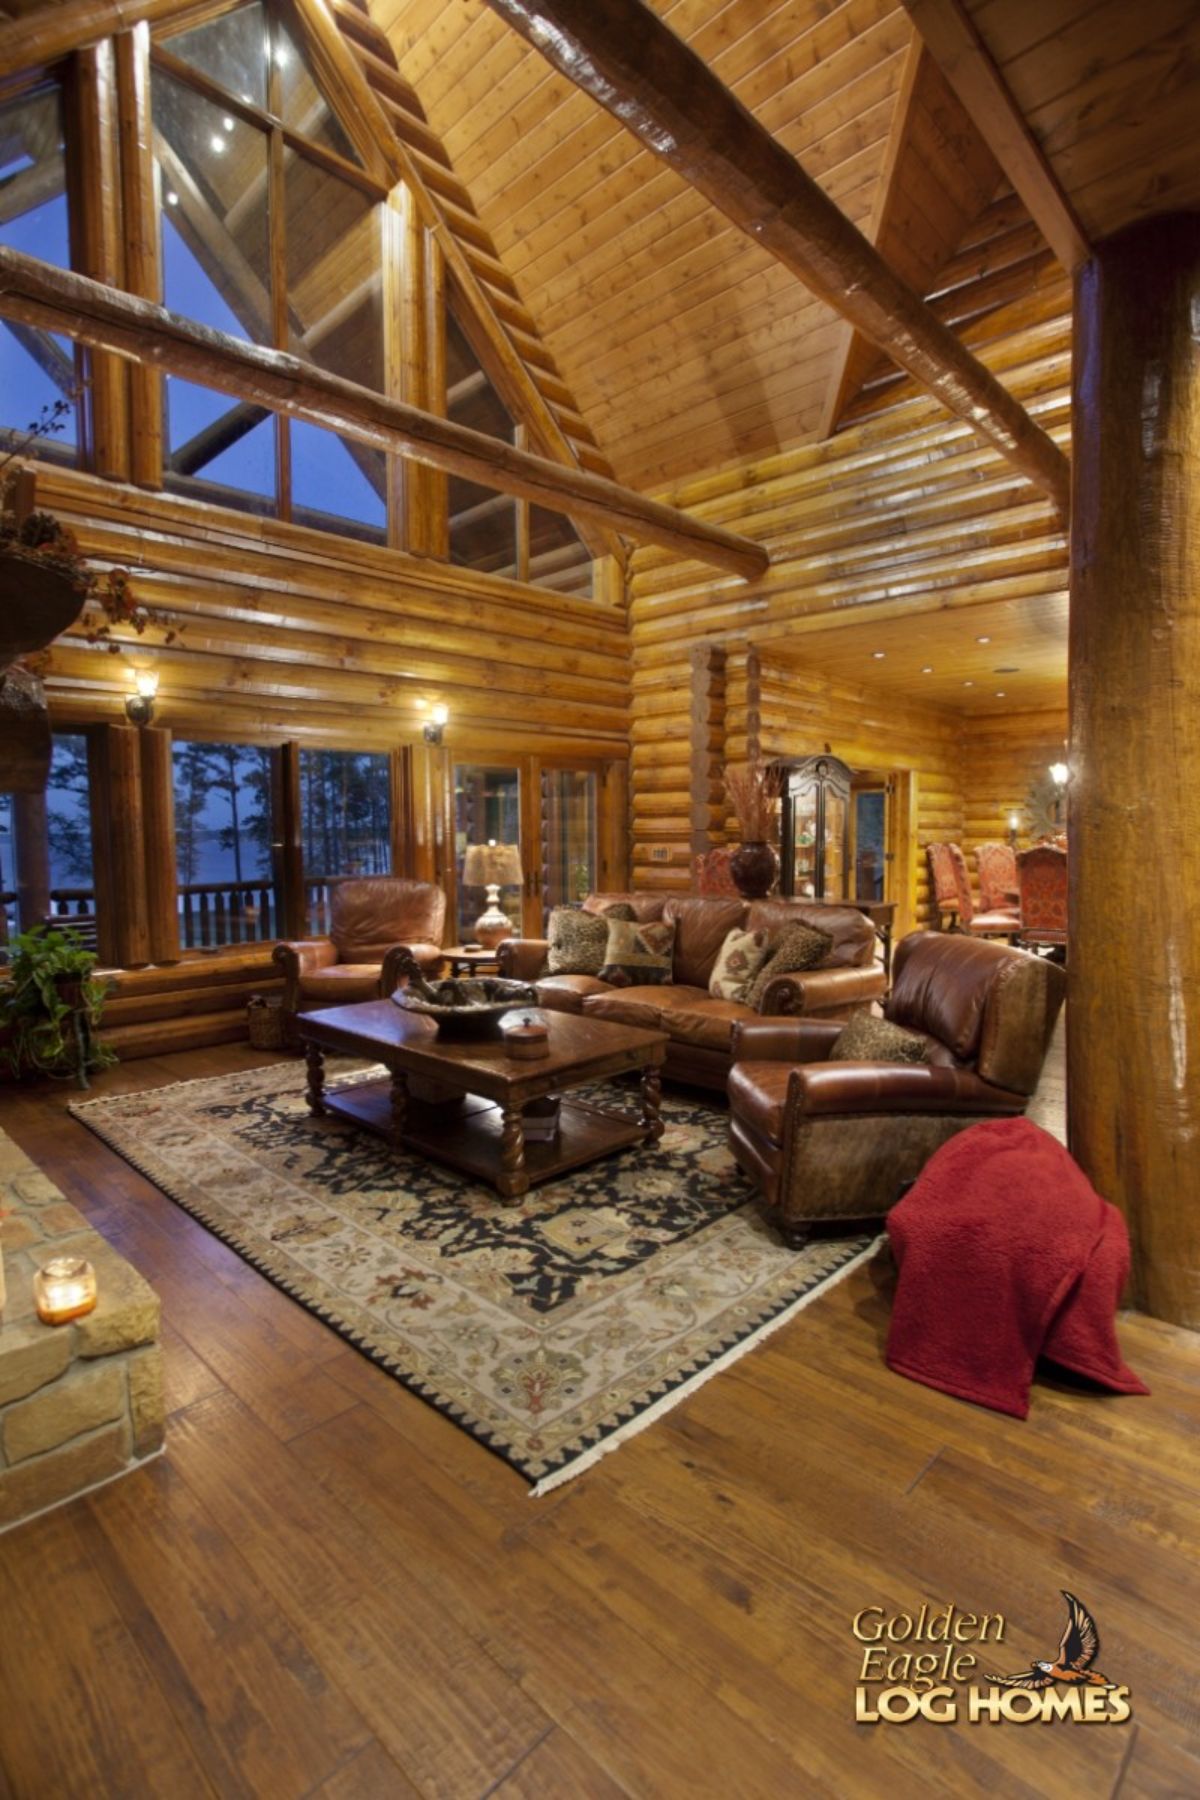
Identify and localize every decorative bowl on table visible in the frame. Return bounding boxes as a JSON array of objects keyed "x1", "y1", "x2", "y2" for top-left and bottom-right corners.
[{"x1": 391, "y1": 975, "x2": 539, "y2": 1039}]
